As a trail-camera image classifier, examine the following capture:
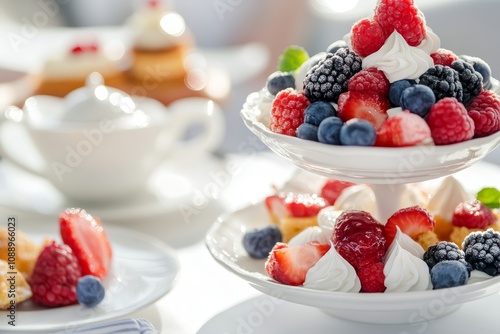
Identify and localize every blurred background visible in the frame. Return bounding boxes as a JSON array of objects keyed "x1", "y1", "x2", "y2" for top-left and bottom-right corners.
[{"x1": 1, "y1": 0, "x2": 500, "y2": 162}]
